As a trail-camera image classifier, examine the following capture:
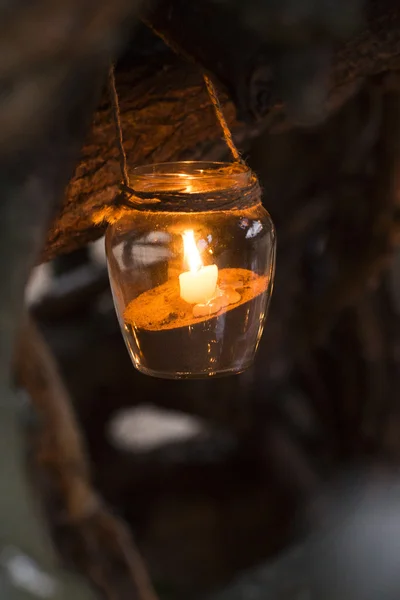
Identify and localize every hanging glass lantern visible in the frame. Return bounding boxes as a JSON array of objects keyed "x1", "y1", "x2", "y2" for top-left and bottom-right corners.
[{"x1": 105, "y1": 161, "x2": 276, "y2": 379}]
